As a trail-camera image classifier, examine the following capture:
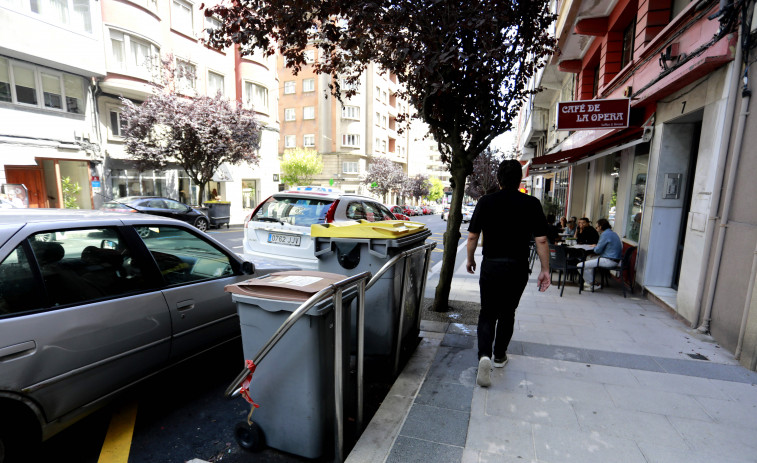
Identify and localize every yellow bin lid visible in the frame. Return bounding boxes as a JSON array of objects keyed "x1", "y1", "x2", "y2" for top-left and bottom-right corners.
[{"x1": 311, "y1": 220, "x2": 427, "y2": 239}]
